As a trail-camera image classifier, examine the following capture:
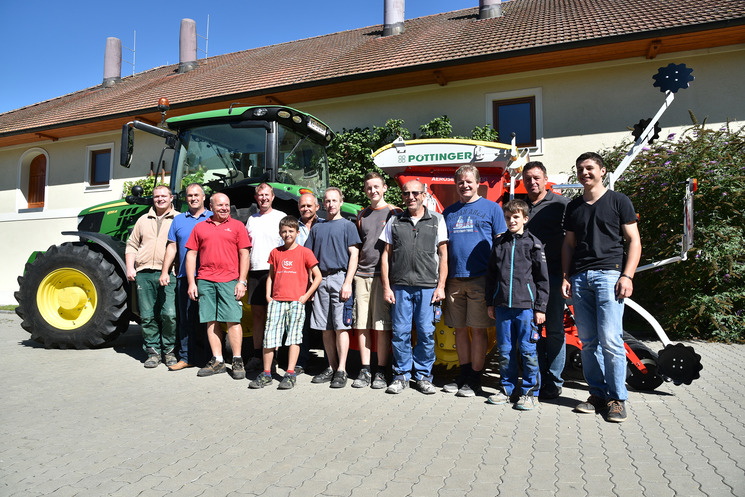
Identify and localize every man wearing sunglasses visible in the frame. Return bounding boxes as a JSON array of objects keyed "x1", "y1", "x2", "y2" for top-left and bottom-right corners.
[{"x1": 380, "y1": 181, "x2": 448, "y2": 395}]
